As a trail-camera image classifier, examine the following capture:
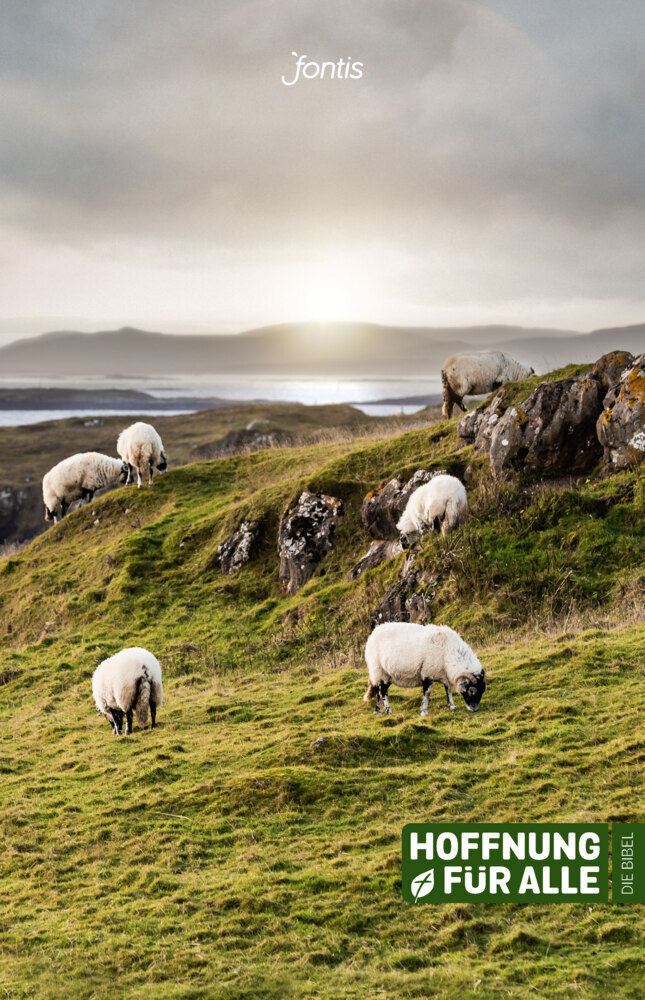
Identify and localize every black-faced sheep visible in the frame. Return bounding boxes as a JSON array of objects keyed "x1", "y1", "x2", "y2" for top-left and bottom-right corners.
[
  {"x1": 42, "y1": 452, "x2": 128, "y2": 522},
  {"x1": 117, "y1": 421, "x2": 167, "y2": 488},
  {"x1": 92, "y1": 647, "x2": 163, "y2": 735},
  {"x1": 397, "y1": 474, "x2": 467, "y2": 545},
  {"x1": 364, "y1": 622, "x2": 486, "y2": 717},
  {"x1": 441, "y1": 351, "x2": 534, "y2": 418}
]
